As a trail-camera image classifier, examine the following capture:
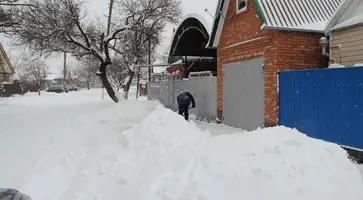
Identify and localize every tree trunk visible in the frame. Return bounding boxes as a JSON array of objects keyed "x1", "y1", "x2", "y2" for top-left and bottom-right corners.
[
  {"x1": 99, "y1": 62, "x2": 119, "y2": 103},
  {"x1": 37, "y1": 83, "x2": 41, "y2": 96},
  {"x1": 122, "y1": 71, "x2": 135, "y2": 100}
]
